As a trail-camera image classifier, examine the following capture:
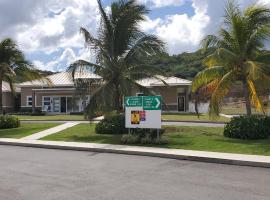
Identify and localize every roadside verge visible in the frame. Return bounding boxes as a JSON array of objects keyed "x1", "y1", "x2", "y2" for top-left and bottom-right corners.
[{"x1": 0, "y1": 138, "x2": 269, "y2": 168}]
